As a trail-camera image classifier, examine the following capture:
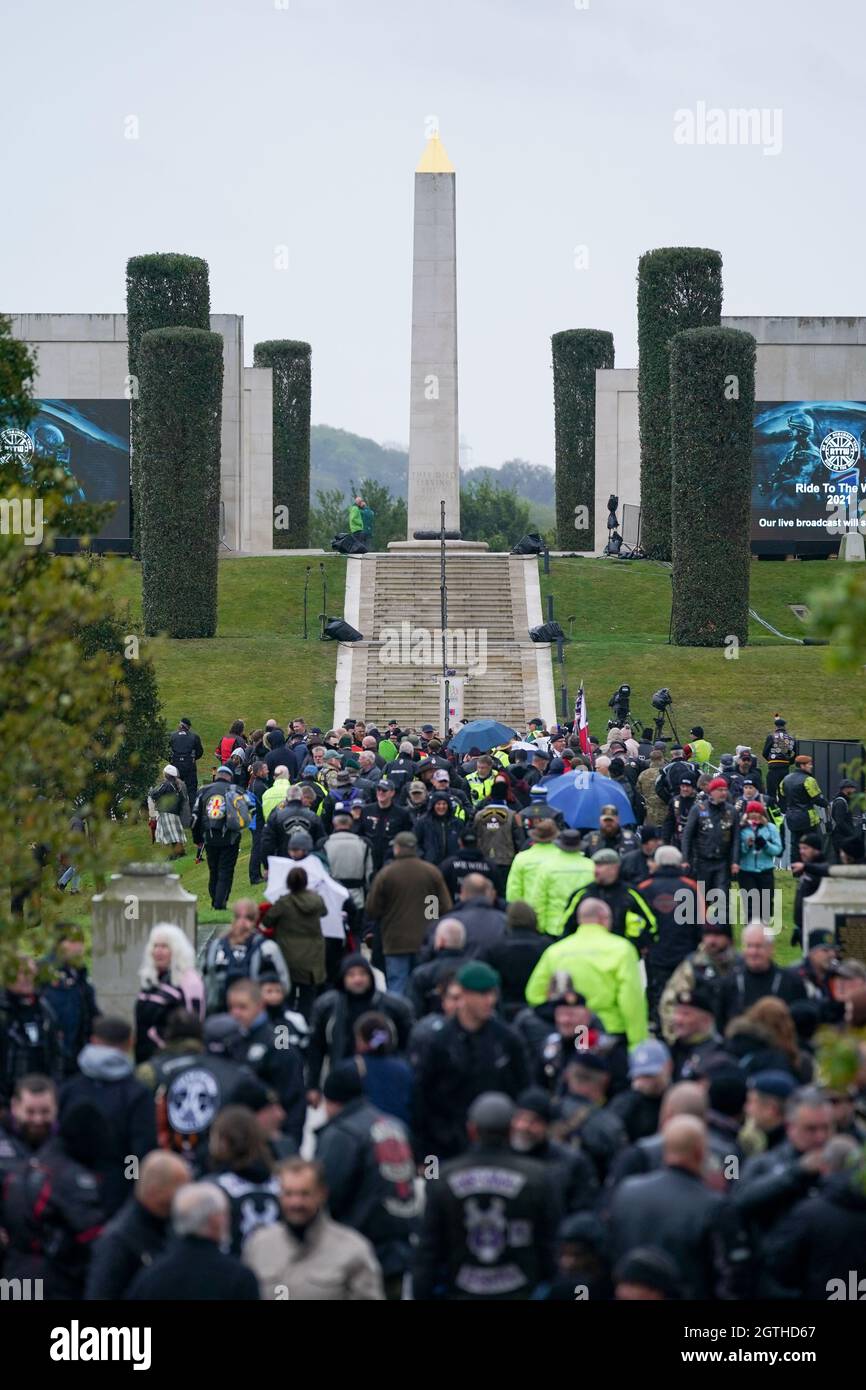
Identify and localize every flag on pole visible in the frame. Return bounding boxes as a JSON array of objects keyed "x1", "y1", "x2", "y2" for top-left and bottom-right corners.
[{"x1": 574, "y1": 682, "x2": 590, "y2": 755}]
